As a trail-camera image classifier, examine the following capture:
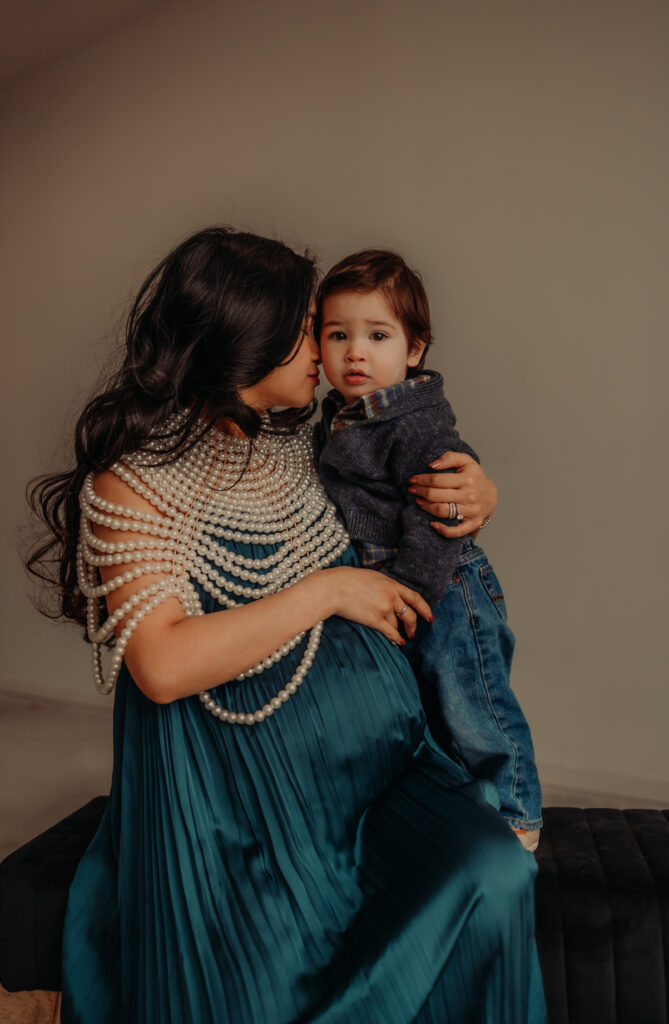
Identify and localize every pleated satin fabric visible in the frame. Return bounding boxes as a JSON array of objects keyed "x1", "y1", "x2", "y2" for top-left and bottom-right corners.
[{"x1": 61, "y1": 545, "x2": 546, "y2": 1023}]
